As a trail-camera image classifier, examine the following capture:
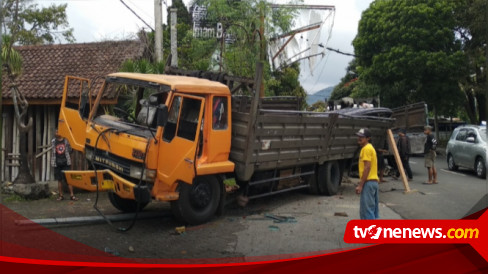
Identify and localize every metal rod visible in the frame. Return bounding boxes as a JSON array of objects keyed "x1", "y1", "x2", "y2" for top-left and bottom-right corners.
[
  {"x1": 249, "y1": 171, "x2": 315, "y2": 186},
  {"x1": 249, "y1": 184, "x2": 310, "y2": 200},
  {"x1": 15, "y1": 211, "x2": 172, "y2": 226}
]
